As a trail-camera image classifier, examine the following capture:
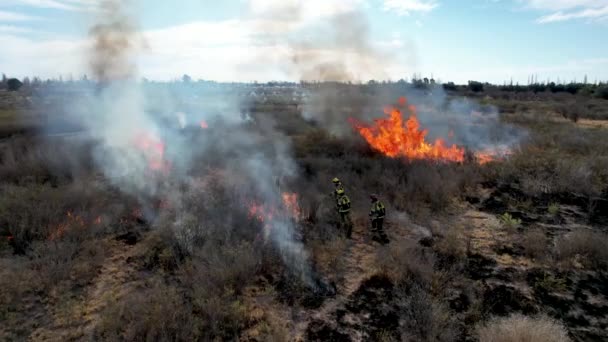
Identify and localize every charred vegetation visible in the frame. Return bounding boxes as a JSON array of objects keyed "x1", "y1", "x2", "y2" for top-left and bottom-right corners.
[{"x1": 0, "y1": 81, "x2": 607, "y2": 342}]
